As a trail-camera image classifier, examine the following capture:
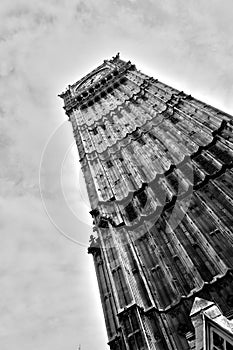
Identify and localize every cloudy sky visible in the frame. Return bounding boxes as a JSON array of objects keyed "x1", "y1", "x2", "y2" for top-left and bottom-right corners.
[{"x1": 1, "y1": 0, "x2": 233, "y2": 349}]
